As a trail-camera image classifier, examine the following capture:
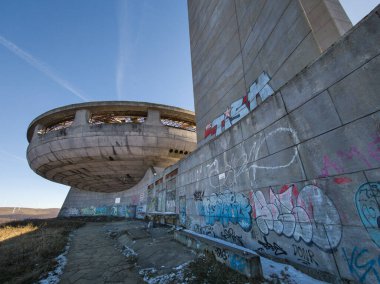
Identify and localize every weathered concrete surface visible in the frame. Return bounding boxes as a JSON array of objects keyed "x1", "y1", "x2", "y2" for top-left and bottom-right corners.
[
  {"x1": 60, "y1": 222, "x2": 141, "y2": 284},
  {"x1": 189, "y1": 0, "x2": 351, "y2": 143},
  {"x1": 60, "y1": 220, "x2": 197, "y2": 284},
  {"x1": 27, "y1": 102, "x2": 196, "y2": 192}
]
